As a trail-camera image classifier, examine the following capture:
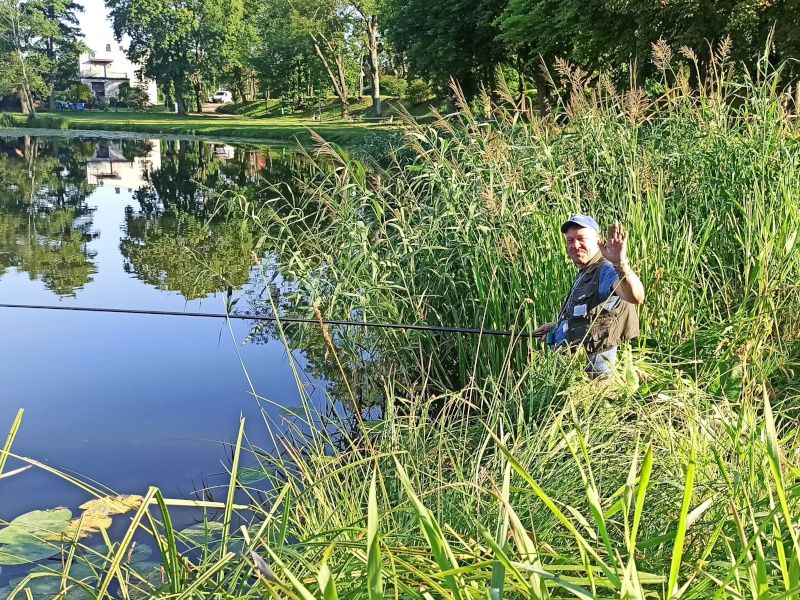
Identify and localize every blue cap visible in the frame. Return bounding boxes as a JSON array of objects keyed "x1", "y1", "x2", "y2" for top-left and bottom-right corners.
[{"x1": 561, "y1": 214, "x2": 600, "y2": 233}]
